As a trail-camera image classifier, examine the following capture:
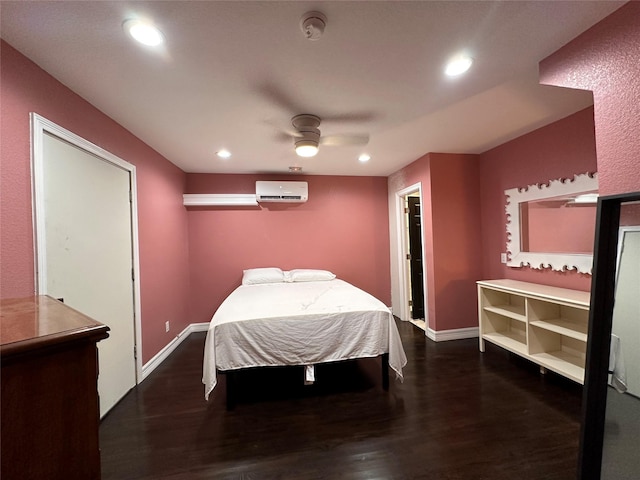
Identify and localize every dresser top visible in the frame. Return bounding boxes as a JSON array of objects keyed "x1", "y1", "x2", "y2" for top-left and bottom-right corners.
[{"x1": 1, "y1": 296, "x2": 109, "y2": 357}]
